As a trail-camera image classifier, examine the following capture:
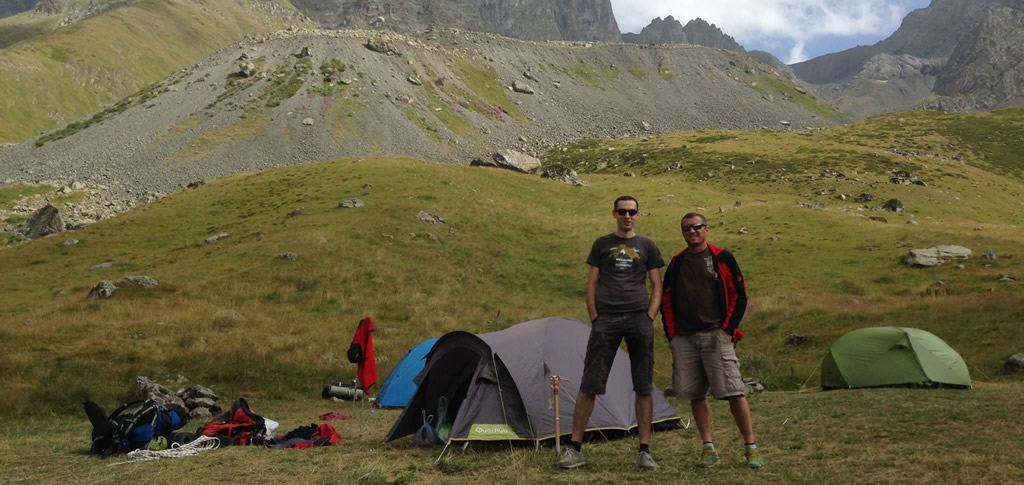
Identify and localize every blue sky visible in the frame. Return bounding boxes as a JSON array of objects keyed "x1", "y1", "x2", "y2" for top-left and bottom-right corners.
[{"x1": 611, "y1": 0, "x2": 932, "y2": 64}]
